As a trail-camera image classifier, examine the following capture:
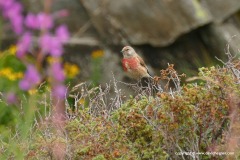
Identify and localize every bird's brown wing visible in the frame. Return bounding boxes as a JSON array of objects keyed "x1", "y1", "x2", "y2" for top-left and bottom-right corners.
[
  {"x1": 137, "y1": 55, "x2": 147, "y2": 67},
  {"x1": 136, "y1": 55, "x2": 152, "y2": 77}
]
